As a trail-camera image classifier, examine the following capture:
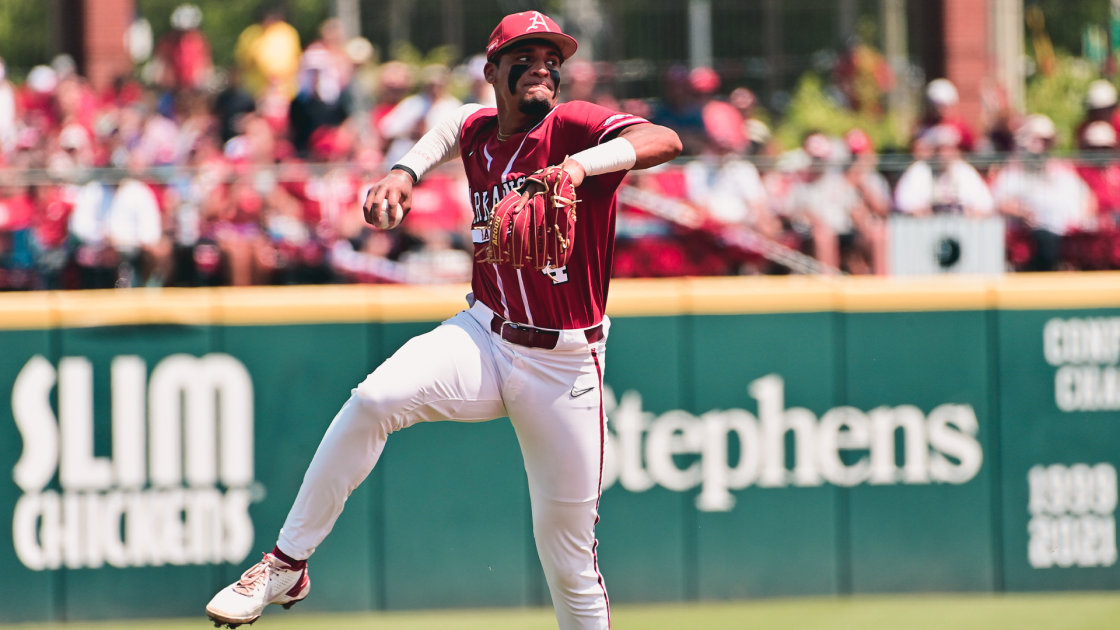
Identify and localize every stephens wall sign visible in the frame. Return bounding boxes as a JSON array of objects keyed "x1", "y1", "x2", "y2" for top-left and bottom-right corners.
[{"x1": 602, "y1": 374, "x2": 984, "y2": 512}]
